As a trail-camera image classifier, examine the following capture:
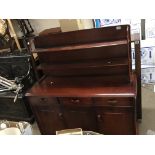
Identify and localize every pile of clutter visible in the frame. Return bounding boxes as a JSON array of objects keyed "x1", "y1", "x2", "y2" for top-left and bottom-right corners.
[{"x1": 0, "y1": 120, "x2": 32, "y2": 135}]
